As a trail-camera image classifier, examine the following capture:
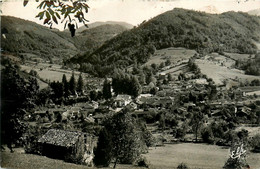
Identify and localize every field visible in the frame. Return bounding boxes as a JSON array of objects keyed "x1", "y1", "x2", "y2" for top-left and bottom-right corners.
[
  {"x1": 144, "y1": 143, "x2": 260, "y2": 169},
  {"x1": 195, "y1": 53, "x2": 260, "y2": 86},
  {"x1": 146, "y1": 47, "x2": 196, "y2": 66},
  {"x1": 1, "y1": 147, "x2": 145, "y2": 169},
  {"x1": 20, "y1": 62, "x2": 91, "y2": 89}
]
